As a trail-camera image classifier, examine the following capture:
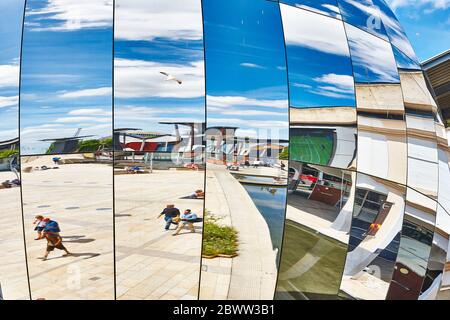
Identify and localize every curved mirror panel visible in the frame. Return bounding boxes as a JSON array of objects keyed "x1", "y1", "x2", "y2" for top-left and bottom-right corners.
[
  {"x1": 356, "y1": 82, "x2": 407, "y2": 184},
  {"x1": 372, "y1": 0, "x2": 419, "y2": 65},
  {"x1": 21, "y1": 154, "x2": 114, "y2": 299},
  {"x1": 114, "y1": 0, "x2": 205, "y2": 300},
  {"x1": 401, "y1": 71, "x2": 439, "y2": 199},
  {"x1": 337, "y1": 0, "x2": 388, "y2": 41},
  {"x1": 0, "y1": 0, "x2": 29, "y2": 300},
  {"x1": 344, "y1": 22, "x2": 399, "y2": 84},
  {"x1": 419, "y1": 203, "x2": 448, "y2": 300},
  {"x1": 199, "y1": 0, "x2": 289, "y2": 300},
  {"x1": 20, "y1": 0, "x2": 113, "y2": 155},
  {"x1": 386, "y1": 188, "x2": 436, "y2": 300},
  {"x1": 339, "y1": 173, "x2": 406, "y2": 300},
  {"x1": 276, "y1": 161, "x2": 355, "y2": 299},
  {"x1": 437, "y1": 204, "x2": 450, "y2": 300},
  {"x1": 280, "y1": 0, "x2": 341, "y2": 19},
  {"x1": 281, "y1": 4, "x2": 357, "y2": 170}
]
